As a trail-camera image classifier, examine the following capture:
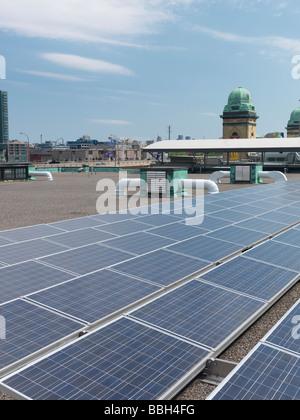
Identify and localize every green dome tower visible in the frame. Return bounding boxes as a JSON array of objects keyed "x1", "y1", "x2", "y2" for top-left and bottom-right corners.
[
  {"x1": 286, "y1": 108, "x2": 300, "y2": 137},
  {"x1": 221, "y1": 87, "x2": 259, "y2": 139}
]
